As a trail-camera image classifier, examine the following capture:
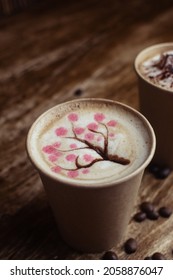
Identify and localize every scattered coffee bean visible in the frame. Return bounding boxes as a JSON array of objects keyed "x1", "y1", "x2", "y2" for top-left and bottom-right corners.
[
  {"x1": 146, "y1": 210, "x2": 159, "y2": 220},
  {"x1": 159, "y1": 206, "x2": 172, "y2": 218},
  {"x1": 138, "y1": 201, "x2": 160, "y2": 221},
  {"x1": 144, "y1": 256, "x2": 152, "y2": 260},
  {"x1": 133, "y1": 211, "x2": 146, "y2": 222},
  {"x1": 74, "y1": 88, "x2": 83, "y2": 96},
  {"x1": 152, "y1": 252, "x2": 165, "y2": 260},
  {"x1": 140, "y1": 202, "x2": 154, "y2": 214},
  {"x1": 148, "y1": 163, "x2": 160, "y2": 175},
  {"x1": 148, "y1": 163, "x2": 172, "y2": 179},
  {"x1": 101, "y1": 251, "x2": 118, "y2": 260},
  {"x1": 155, "y1": 166, "x2": 172, "y2": 179},
  {"x1": 124, "y1": 238, "x2": 137, "y2": 254}
]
